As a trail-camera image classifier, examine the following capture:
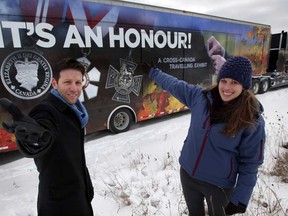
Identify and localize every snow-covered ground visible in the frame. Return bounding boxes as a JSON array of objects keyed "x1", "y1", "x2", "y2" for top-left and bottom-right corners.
[{"x1": 0, "y1": 88, "x2": 288, "y2": 216}]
